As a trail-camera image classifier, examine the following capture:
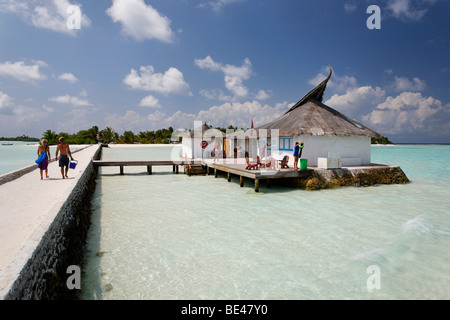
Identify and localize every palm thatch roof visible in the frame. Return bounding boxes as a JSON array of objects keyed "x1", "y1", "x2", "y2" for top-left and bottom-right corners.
[
  {"x1": 190, "y1": 122, "x2": 225, "y2": 137},
  {"x1": 256, "y1": 68, "x2": 382, "y2": 138}
]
